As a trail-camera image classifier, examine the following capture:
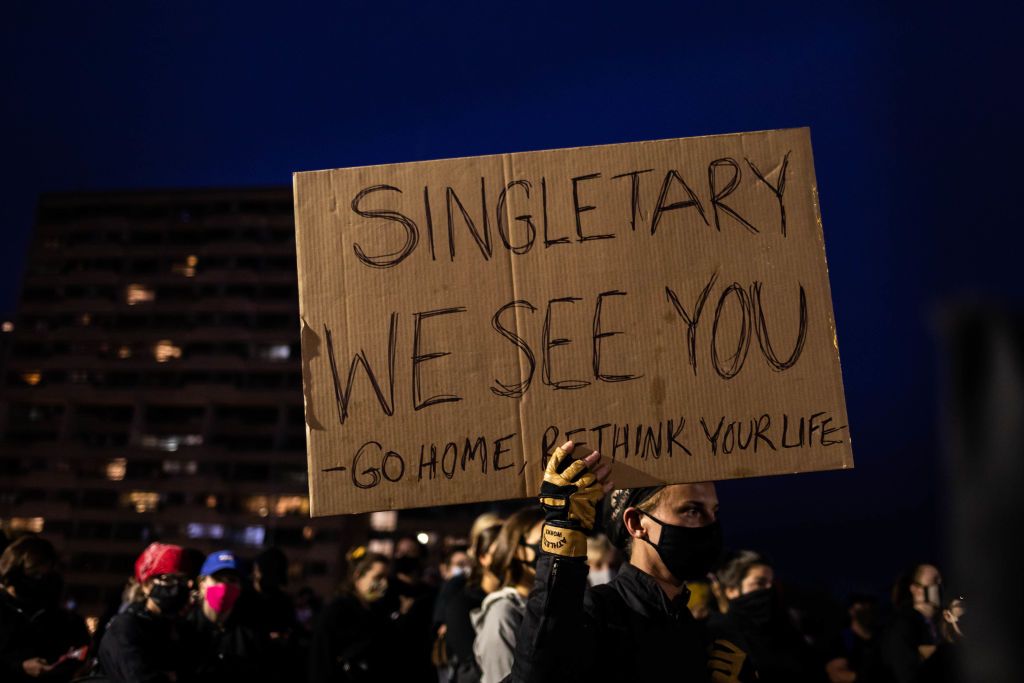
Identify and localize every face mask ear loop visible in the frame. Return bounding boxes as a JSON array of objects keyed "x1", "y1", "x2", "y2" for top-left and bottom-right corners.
[{"x1": 635, "y1": 508, "x2": 665, "y2": 548}]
